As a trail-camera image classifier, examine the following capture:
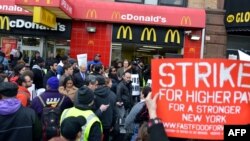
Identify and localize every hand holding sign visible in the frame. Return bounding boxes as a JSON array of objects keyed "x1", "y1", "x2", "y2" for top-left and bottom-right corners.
[{"x1": 145, "y1": 92, "x2": 160, "y2": 119}]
